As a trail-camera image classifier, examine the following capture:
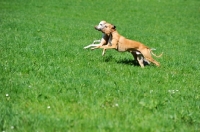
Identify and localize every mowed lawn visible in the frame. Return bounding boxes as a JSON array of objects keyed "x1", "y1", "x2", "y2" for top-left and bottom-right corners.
[{"x1": 0, "y1": 0, "x2": 200, "y2": 131}]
